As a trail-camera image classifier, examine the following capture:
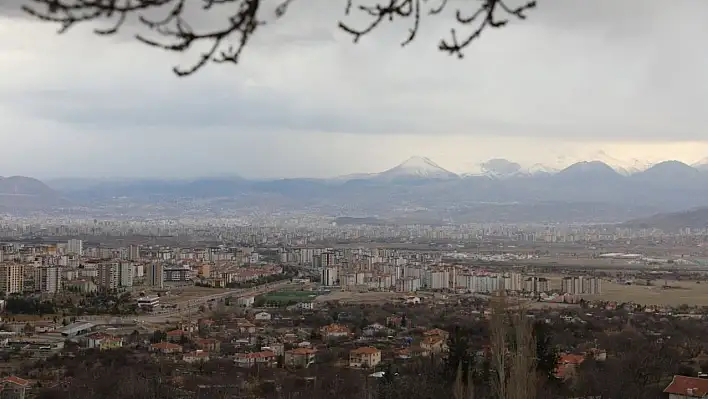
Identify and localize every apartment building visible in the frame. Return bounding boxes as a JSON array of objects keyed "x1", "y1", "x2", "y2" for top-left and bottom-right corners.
[
  {"x1": 36, "y1": 266, "x2": 61, "y2": 293},
  {"x1": 0, "y1": 264, "x2": 24, "y2": 294},
  {"x1": 145, "y1": 263, "x2": 164, "y2": 288}
]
